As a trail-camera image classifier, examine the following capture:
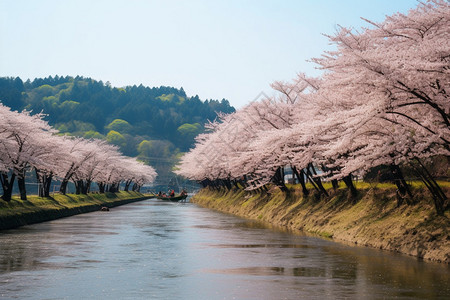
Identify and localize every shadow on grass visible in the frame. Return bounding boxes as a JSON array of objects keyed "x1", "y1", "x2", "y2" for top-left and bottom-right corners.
[
  {"x1": 105, "y1": 192, "x2": 118, "y2": 199},
  {"x1": 38, "y1": 196, "x2": 68, "y2": 208},
  {"x1": 60, "y1": 194, "x2": 79, "y2": 204}
]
